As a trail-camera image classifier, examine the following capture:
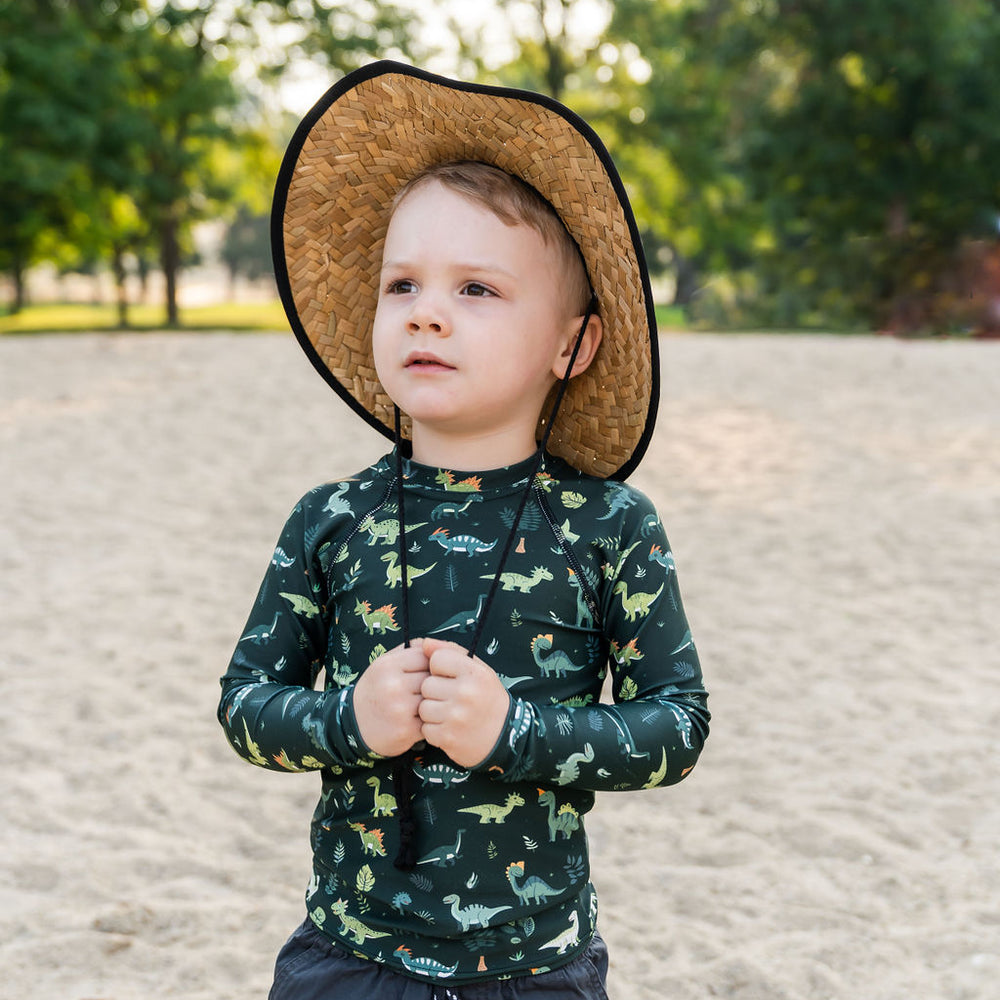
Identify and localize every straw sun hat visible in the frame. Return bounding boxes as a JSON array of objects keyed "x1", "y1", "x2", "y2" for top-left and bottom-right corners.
[{"x1": 272, "y1": 60, "x2": 658, "y2": 481}]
